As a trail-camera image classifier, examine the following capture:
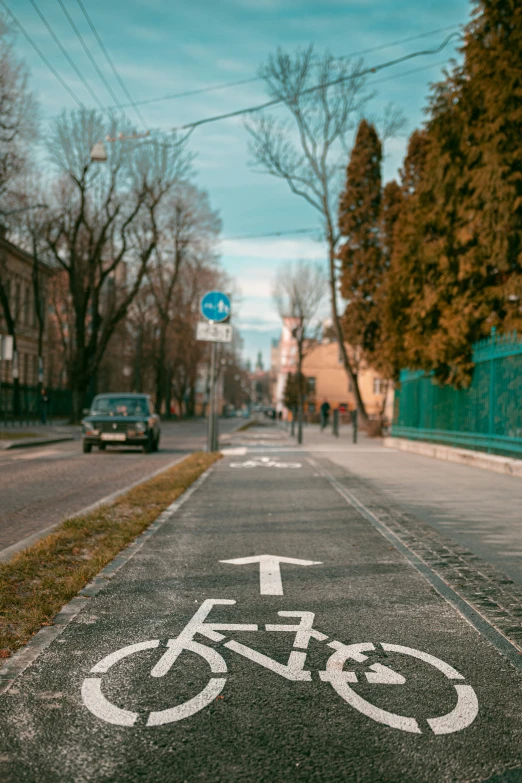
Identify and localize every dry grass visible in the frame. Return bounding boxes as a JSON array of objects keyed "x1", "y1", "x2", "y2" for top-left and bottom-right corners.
[
  {"x1": 0, "y1": 432, "x2": 38, "y2": 440},
  {"x1": 0, "y1": 451, "x2": 221, "y2": 664}
]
